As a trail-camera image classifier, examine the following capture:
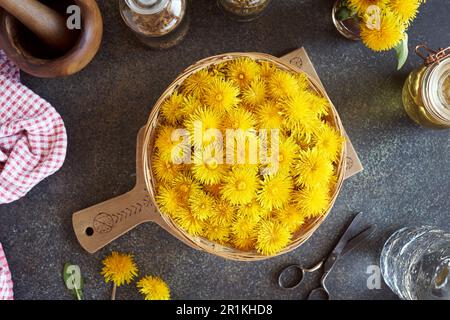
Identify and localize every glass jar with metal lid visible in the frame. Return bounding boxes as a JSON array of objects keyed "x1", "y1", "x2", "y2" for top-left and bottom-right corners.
[
  {"x1": 403, "y1": 45, "x2": 450, "y2": 129},
  {"x1": 119, "y1": 0, "x2": 189, "y2": 49},
  {"x1": 218, "y1": 0, "x2": 271, "y2": 22}
]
